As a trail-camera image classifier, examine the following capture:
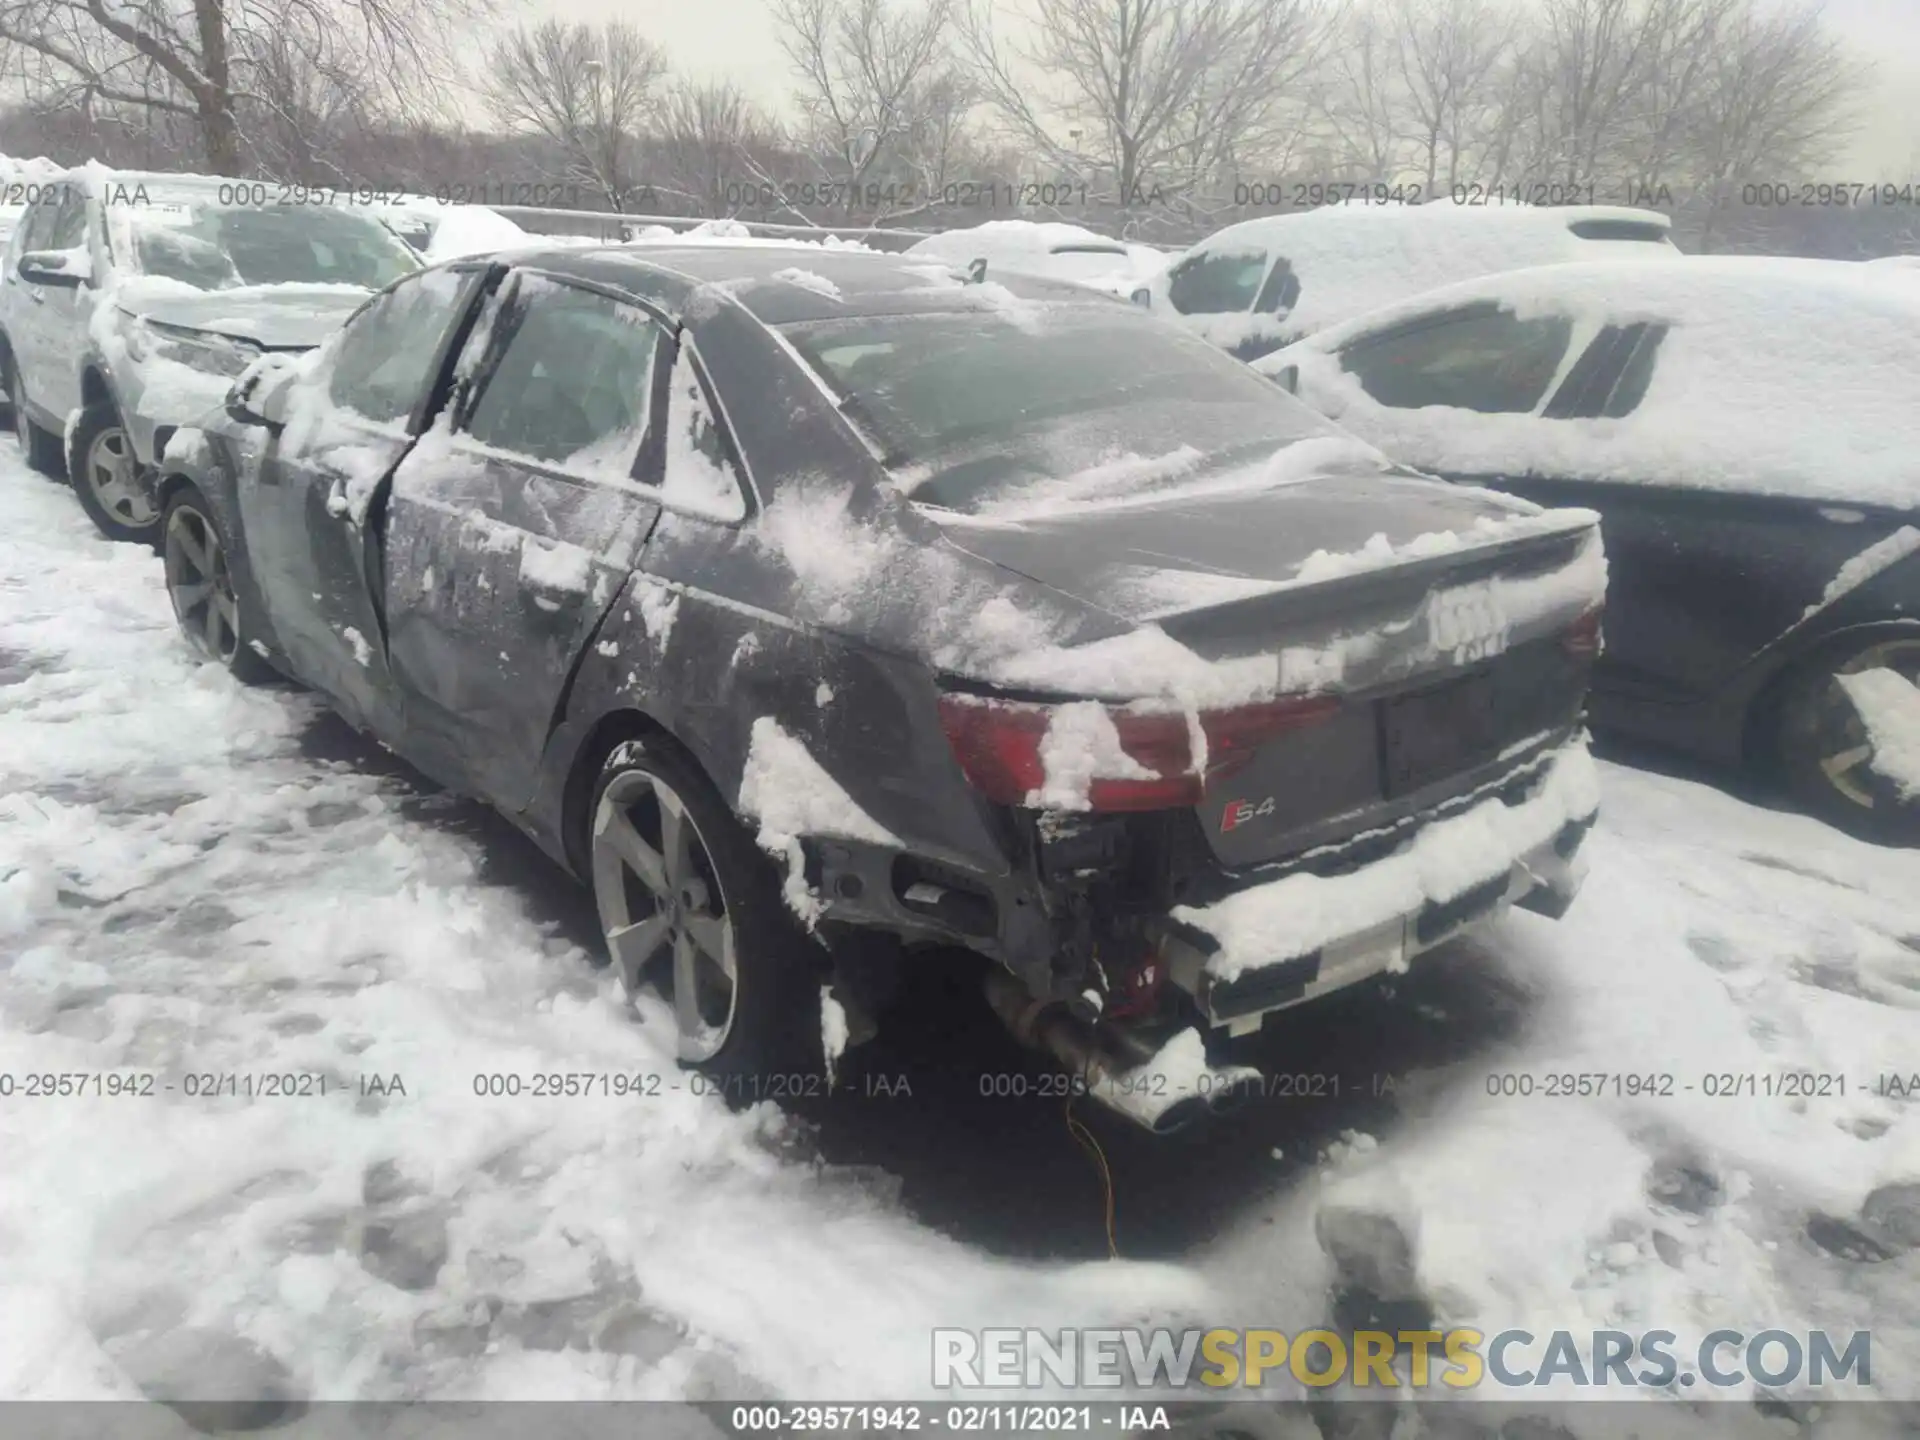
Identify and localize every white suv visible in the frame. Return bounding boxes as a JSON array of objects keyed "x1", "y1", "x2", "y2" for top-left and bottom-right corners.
[{"x1": 1, "y1": 169, "x2": 419, "y2": 542}]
